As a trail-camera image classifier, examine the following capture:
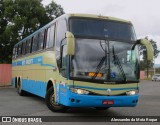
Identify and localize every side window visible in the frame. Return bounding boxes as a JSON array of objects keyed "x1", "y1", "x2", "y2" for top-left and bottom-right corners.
[
  {"x1": 12, "y1": 47, "x2": 15, "y2": 59},
  {"x1": 43, "y1": 29, "x2": 48, "y2": 49},
  {"x1": 18, "y1": 44, "x2": 22, "y2": 56},
  {"x1": 46, "y1": 25, "x2": 55, "y2": 48},
  {"x1": 26, "y1": 39, "x2": 31, "y2": 54},
  {"x1": 38, "y1": 30, "x2": 45, "y2": 50},
  {"x1": 46, "y1": 28, "x2": 51, "y2": 48},
  {"x1": 56, "y1": 20, "x2": 67, "y2": 50},
  {"x1": 62, "y1": 45, "x2": 67, "y2": 67},
  {"x1": 22, "y1": 42, "x2": 26, "y2": 55},
  {"x1": 15, "y1": 46, "x2": 18, "y2": 58},
  {"x1": 49, "y1": 25, "x2": 55, "y2": 48},
  {"x1": 61, "y1": 45, "x2": 67, "y2": 76},
  {"x1": 32, "y1": 35, "x2": 38, "y2": 52}
]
